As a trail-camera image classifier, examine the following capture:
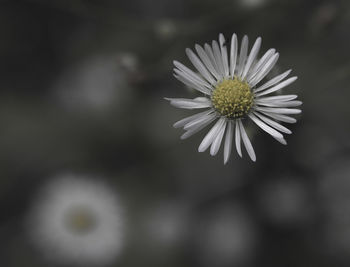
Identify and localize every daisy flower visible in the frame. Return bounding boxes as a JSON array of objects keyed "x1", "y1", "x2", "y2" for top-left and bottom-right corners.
[
  {"x1": 166, "y1": 33, "x2": 302, "y2": 163},
  {"x1": 27, "y1": 174, "x2": 124, "y2": 266}
]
